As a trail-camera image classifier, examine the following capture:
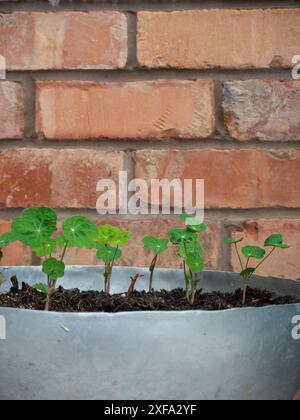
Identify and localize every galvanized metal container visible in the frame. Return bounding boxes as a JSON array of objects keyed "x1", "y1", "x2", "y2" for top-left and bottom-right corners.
[{"x1": 0, "y1": 266, "x2": 299, "y2": 400}]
